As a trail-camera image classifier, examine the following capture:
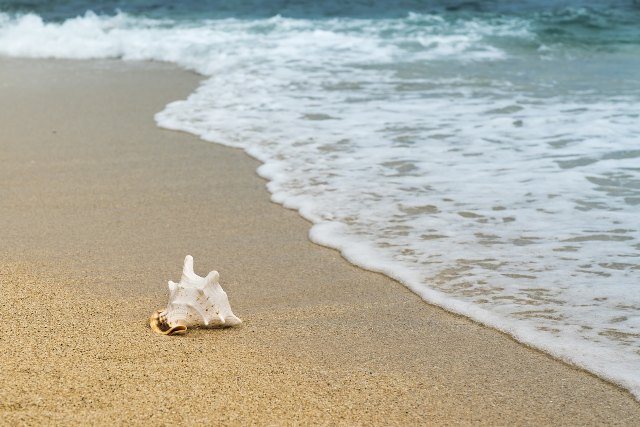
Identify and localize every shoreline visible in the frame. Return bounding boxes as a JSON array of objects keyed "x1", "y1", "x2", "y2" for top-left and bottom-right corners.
[{"x1": 1, "y1": 57, "x2": 639, "y2": 425}]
